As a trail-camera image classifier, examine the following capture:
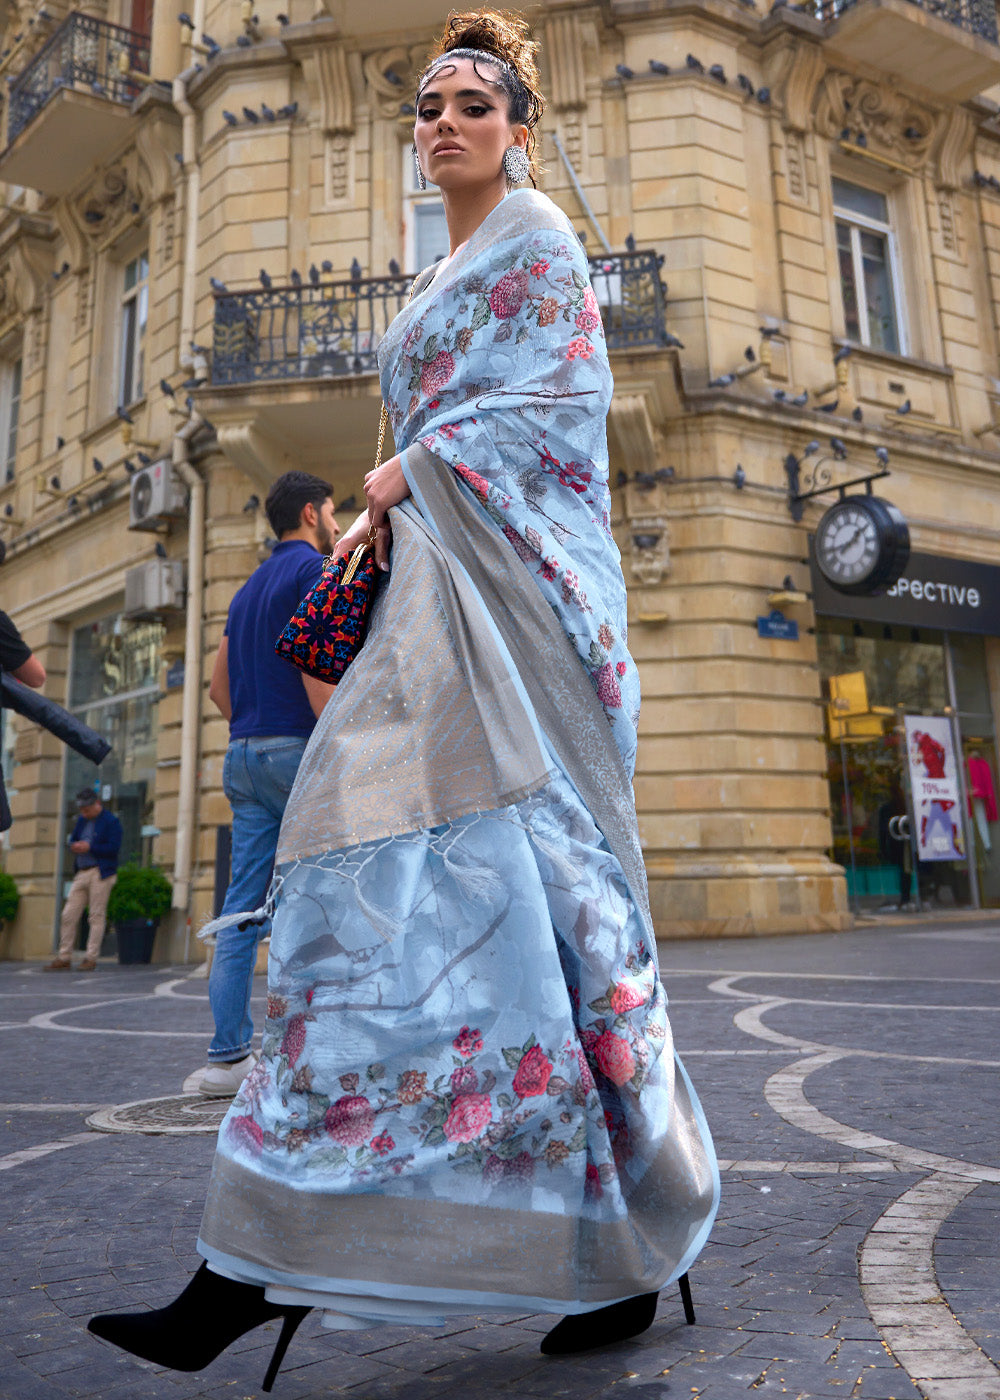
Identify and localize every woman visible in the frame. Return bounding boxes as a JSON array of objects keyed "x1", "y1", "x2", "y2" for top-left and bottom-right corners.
[{"x1": 89, "y1": 10, "x2": 719, "y2": 1389}]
